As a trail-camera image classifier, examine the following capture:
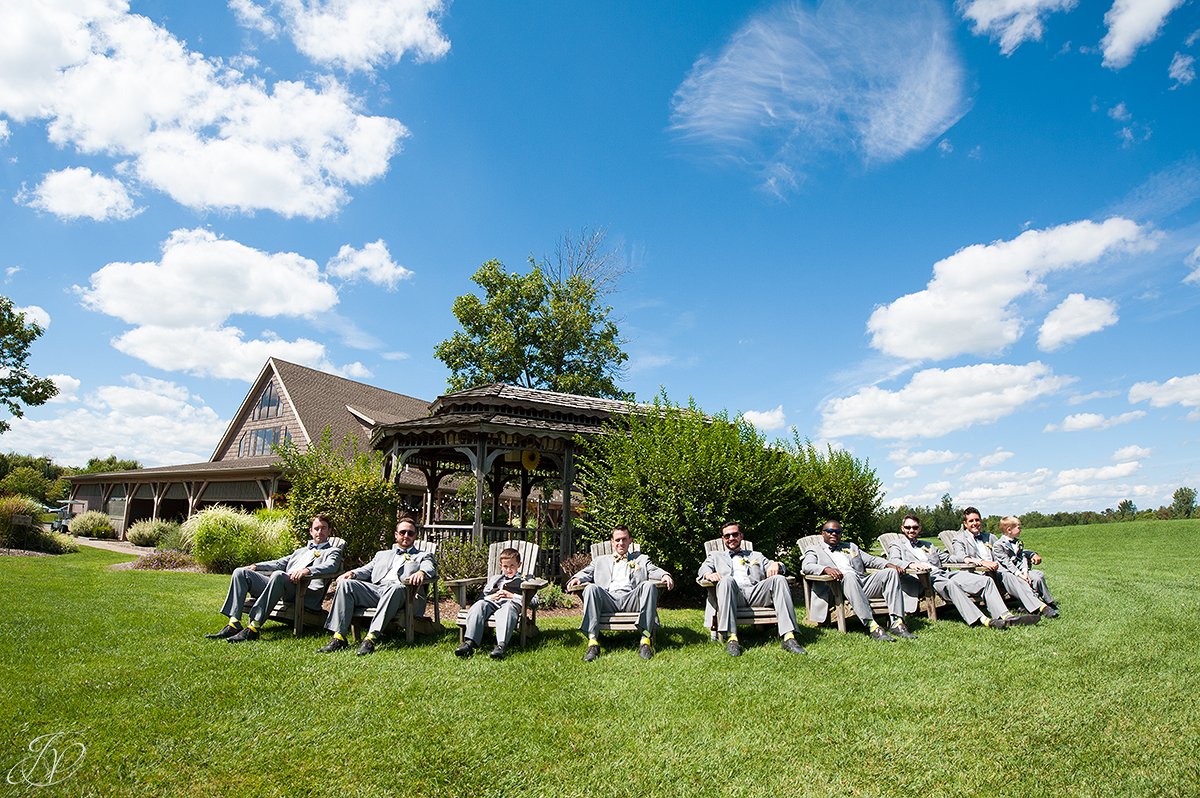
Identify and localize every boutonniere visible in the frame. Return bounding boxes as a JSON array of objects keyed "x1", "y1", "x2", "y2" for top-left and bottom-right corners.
[
  {"x1": 737, "y1": 556, "x2": 750, "y2": 567},
  {"x1": 628, "y1": 560, "x2": 640, "y2": 571},
  {"x1": 402, "y1": 553, "x2": 412, "y2": 561}
]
